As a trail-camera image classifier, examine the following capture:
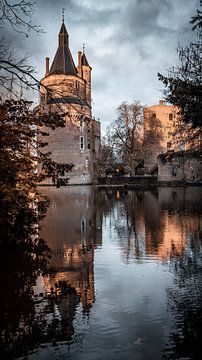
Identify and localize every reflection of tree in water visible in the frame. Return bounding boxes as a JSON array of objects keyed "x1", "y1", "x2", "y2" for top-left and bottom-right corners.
[
  {"x1": 0, "y1": 204, "x2": 50, "y2": 359},
  {"x1": 0, "y1": 205, "x2": 84, "y2": 359},
  {"x1": 162, "y1": 233, "x2": 202, "y2": 359},
  {"x1": 103, "y1": 189, "x2": 145, "y2": 262},
  {"x1": 37, "y1": 277, "x2": 80, "y2": 343}
]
